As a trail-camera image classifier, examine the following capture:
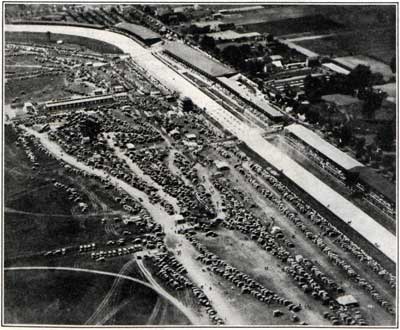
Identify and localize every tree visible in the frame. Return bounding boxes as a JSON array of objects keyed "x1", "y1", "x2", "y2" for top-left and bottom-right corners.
[
  {"x1": 143, "y1": 5, "x2": 155, "y2": 15},
  {"x1": 338, "y1": 124, "x2": 353, "y2": 146},
  {"x1": 305, "y1": 106, "x2": 320, "y2": 124},
  {"x1": 283, "y1": 84, "x2": 296, "y2": 99},
  {"x1": 347, "y1": 64, "x2": 372, "y2": 90},
  {"x1": 191, "y1": 33, "x2": 200, "y2": 43},
  {"x1": 181, "y1": 97, "x2": 194, "y2": 112},
  {"x1": 200, "y1": 35, "x2": 215, "y2": 51},
  {"x1": 362, "y1": 90, "x2": 384, "y2": 118},
  {"x1": 304, "y1": 74, "x2": 323, "y2": 102},
  {"x1": 221, "y1": 45, "x2": 240, "y2": 66},
  {"x1": 354, "y1": 137, "x2": 366, "y2": 159},
  {"x1": 390, "y1": 56, "x2": 396, "y2": 74},
  {"x1": 376, "y1": 122, "x2": 395, "y2": 150},
  {"x1": 294, "y1": 102, "x2": 310, "y2": 115}
]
